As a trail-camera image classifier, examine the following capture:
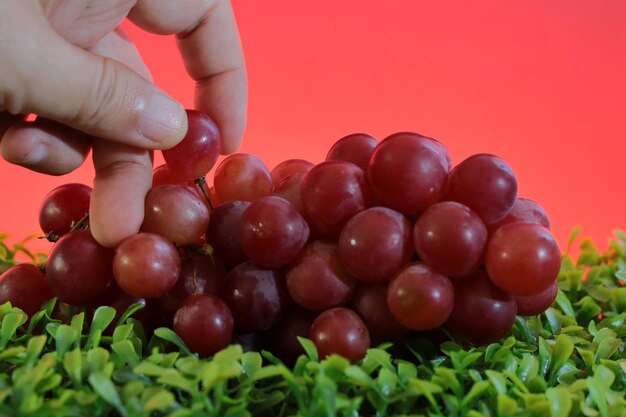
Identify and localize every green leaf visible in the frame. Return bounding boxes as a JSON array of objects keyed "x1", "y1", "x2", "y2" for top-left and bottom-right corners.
[
  {"x1": 461, "y1": 380, "x2": 490, "y2": 407},
  {"x1": 586, "y1": 377, "x2": 609, "y2": 417},
  {"x1": 154, "y1": 327, "x2": 192, "y2": 356},
  {"x1": 0, "y1": 311, "x2": 27, "y2": 349},
  {"x1": 546, "y1": 387, "x2": 572, "y2": 417},
  {"x1": 142, "y1": 388, "x2": 175, "y2": 411},
  {"x1": 88, "y1": 372, "x2": 127, "y2": 417},
  {"x1": 555, "y1": 290, "x2": 576, "y2": 318},
  {"x1": 63, "y1": 347, "x2": 83, "y2": 387},
  {"x1": 54, "y1": 324, "x2": 77, "y2": 357},
  {"x1": 297, "y1": 336, "x2": 318, "y2": 362}
]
